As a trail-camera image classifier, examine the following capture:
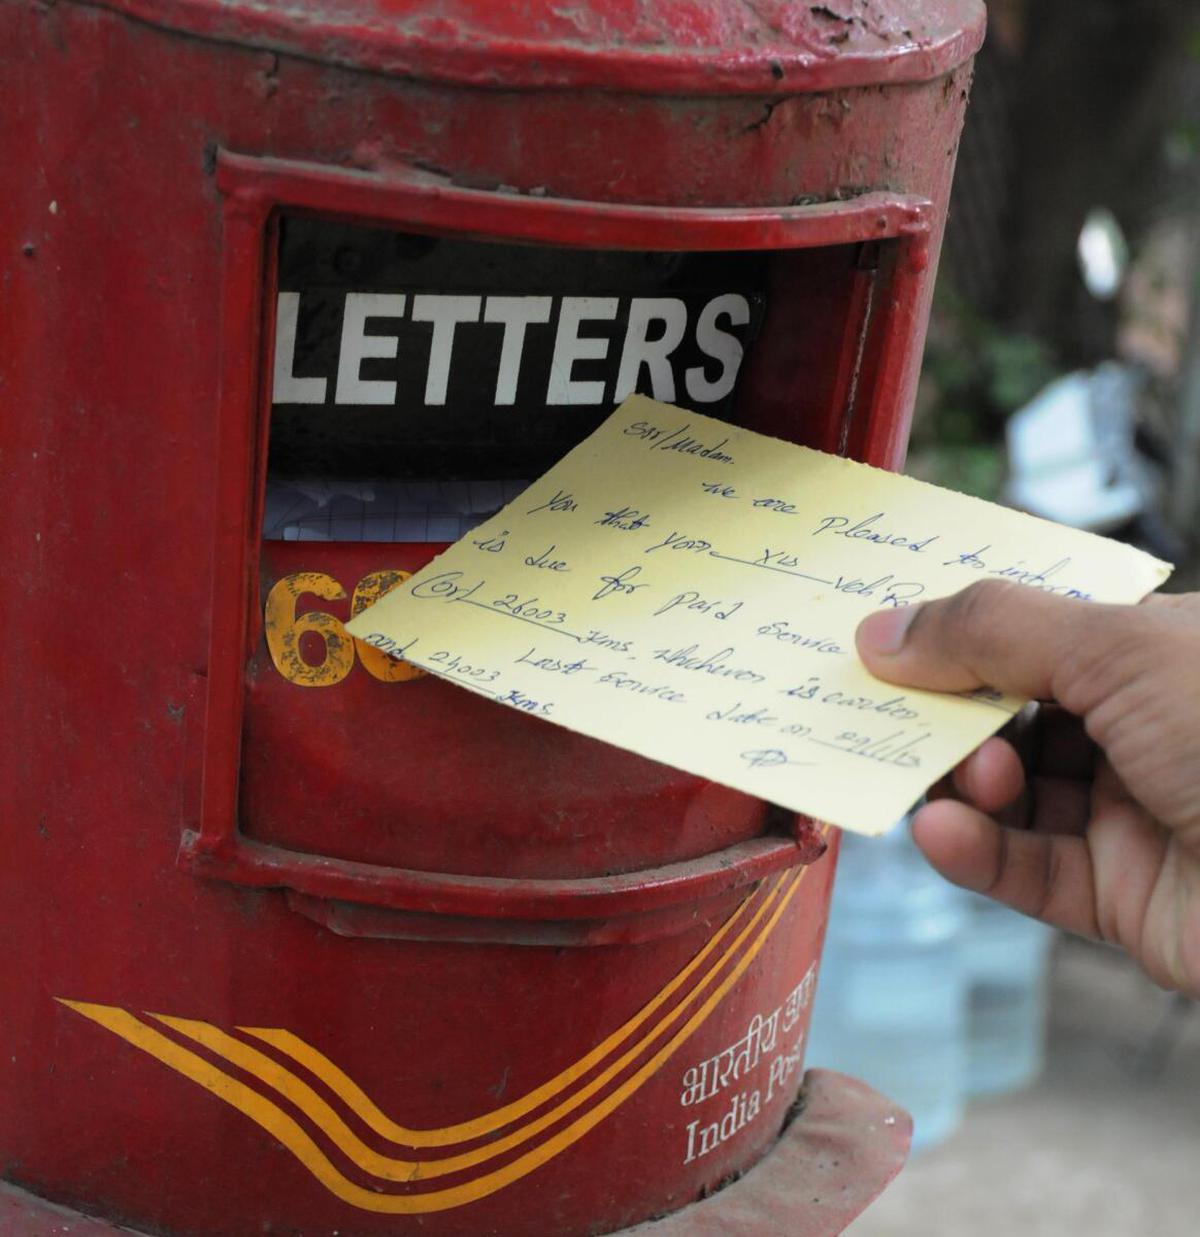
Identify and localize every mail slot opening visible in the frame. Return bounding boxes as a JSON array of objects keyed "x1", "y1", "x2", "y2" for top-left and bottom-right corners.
[
  {"x1": 242, "y1": 208, "x2": 901, "y2": 880},
  {"x1": 263, "y1": 214, "x2": 774, "y2": 544}
]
